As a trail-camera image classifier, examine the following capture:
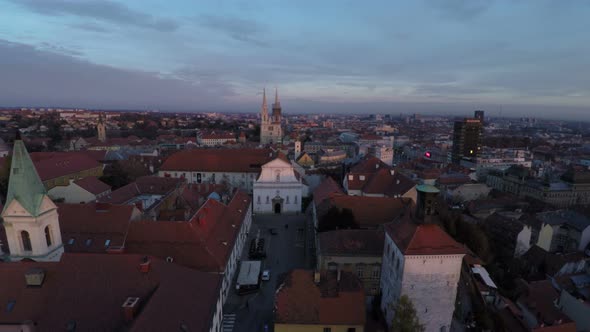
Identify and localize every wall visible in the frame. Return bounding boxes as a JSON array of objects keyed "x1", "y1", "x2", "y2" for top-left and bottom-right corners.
[
  {"x1": 48, "y1": 182, "x2": 97, "y2": 204},
  {"x1": 558, "y1": 288, "x2": 590, "y2": 331},
  {"x1": 43, "y1": 166, "x2": 103, "y2": 190},
  {"x1": 159, "y1": 170, "x2": 257, "y2": 192},
  {"x1": 274, "y1": 324, "x2": 364, "y2": 332},
  {"x1": 400, "y1": 254, "x2": 464, "y2": 332},
  {"x1": 380, "y1": 233, "x2": 405, "y2": 326},
  {"x1": 536, "y1": 224, "x2": 554, "y2": 252},
  {"x1": 318, "y1": 254, "x2": 382, "y2": 296},
  {"x1": 515, "y1": 226, "x2": 532, "y2": 257}
]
